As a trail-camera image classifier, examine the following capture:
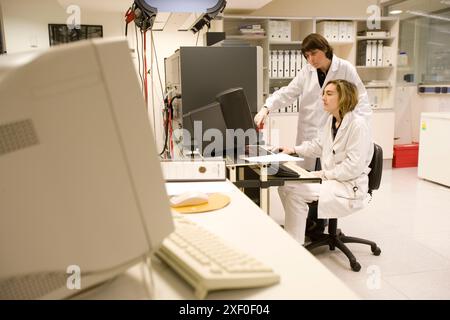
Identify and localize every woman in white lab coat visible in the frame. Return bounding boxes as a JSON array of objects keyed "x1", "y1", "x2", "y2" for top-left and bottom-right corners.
[
  {"x1": 254, "y1": 33, "x2": 372, "y2": 171},
  {"x1": 277, "y1": 79, "x2": 373, "y2": 245}
]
